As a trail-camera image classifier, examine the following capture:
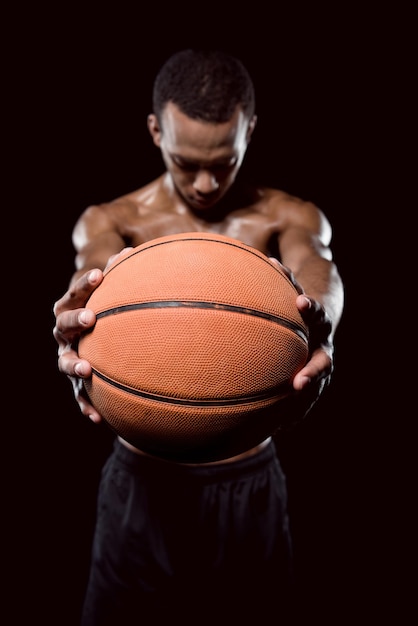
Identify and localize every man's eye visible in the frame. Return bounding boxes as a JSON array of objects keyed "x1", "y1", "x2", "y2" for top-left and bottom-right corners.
[{"x1": 176, "y1": 162, "x2": 198, "y2": 172}]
